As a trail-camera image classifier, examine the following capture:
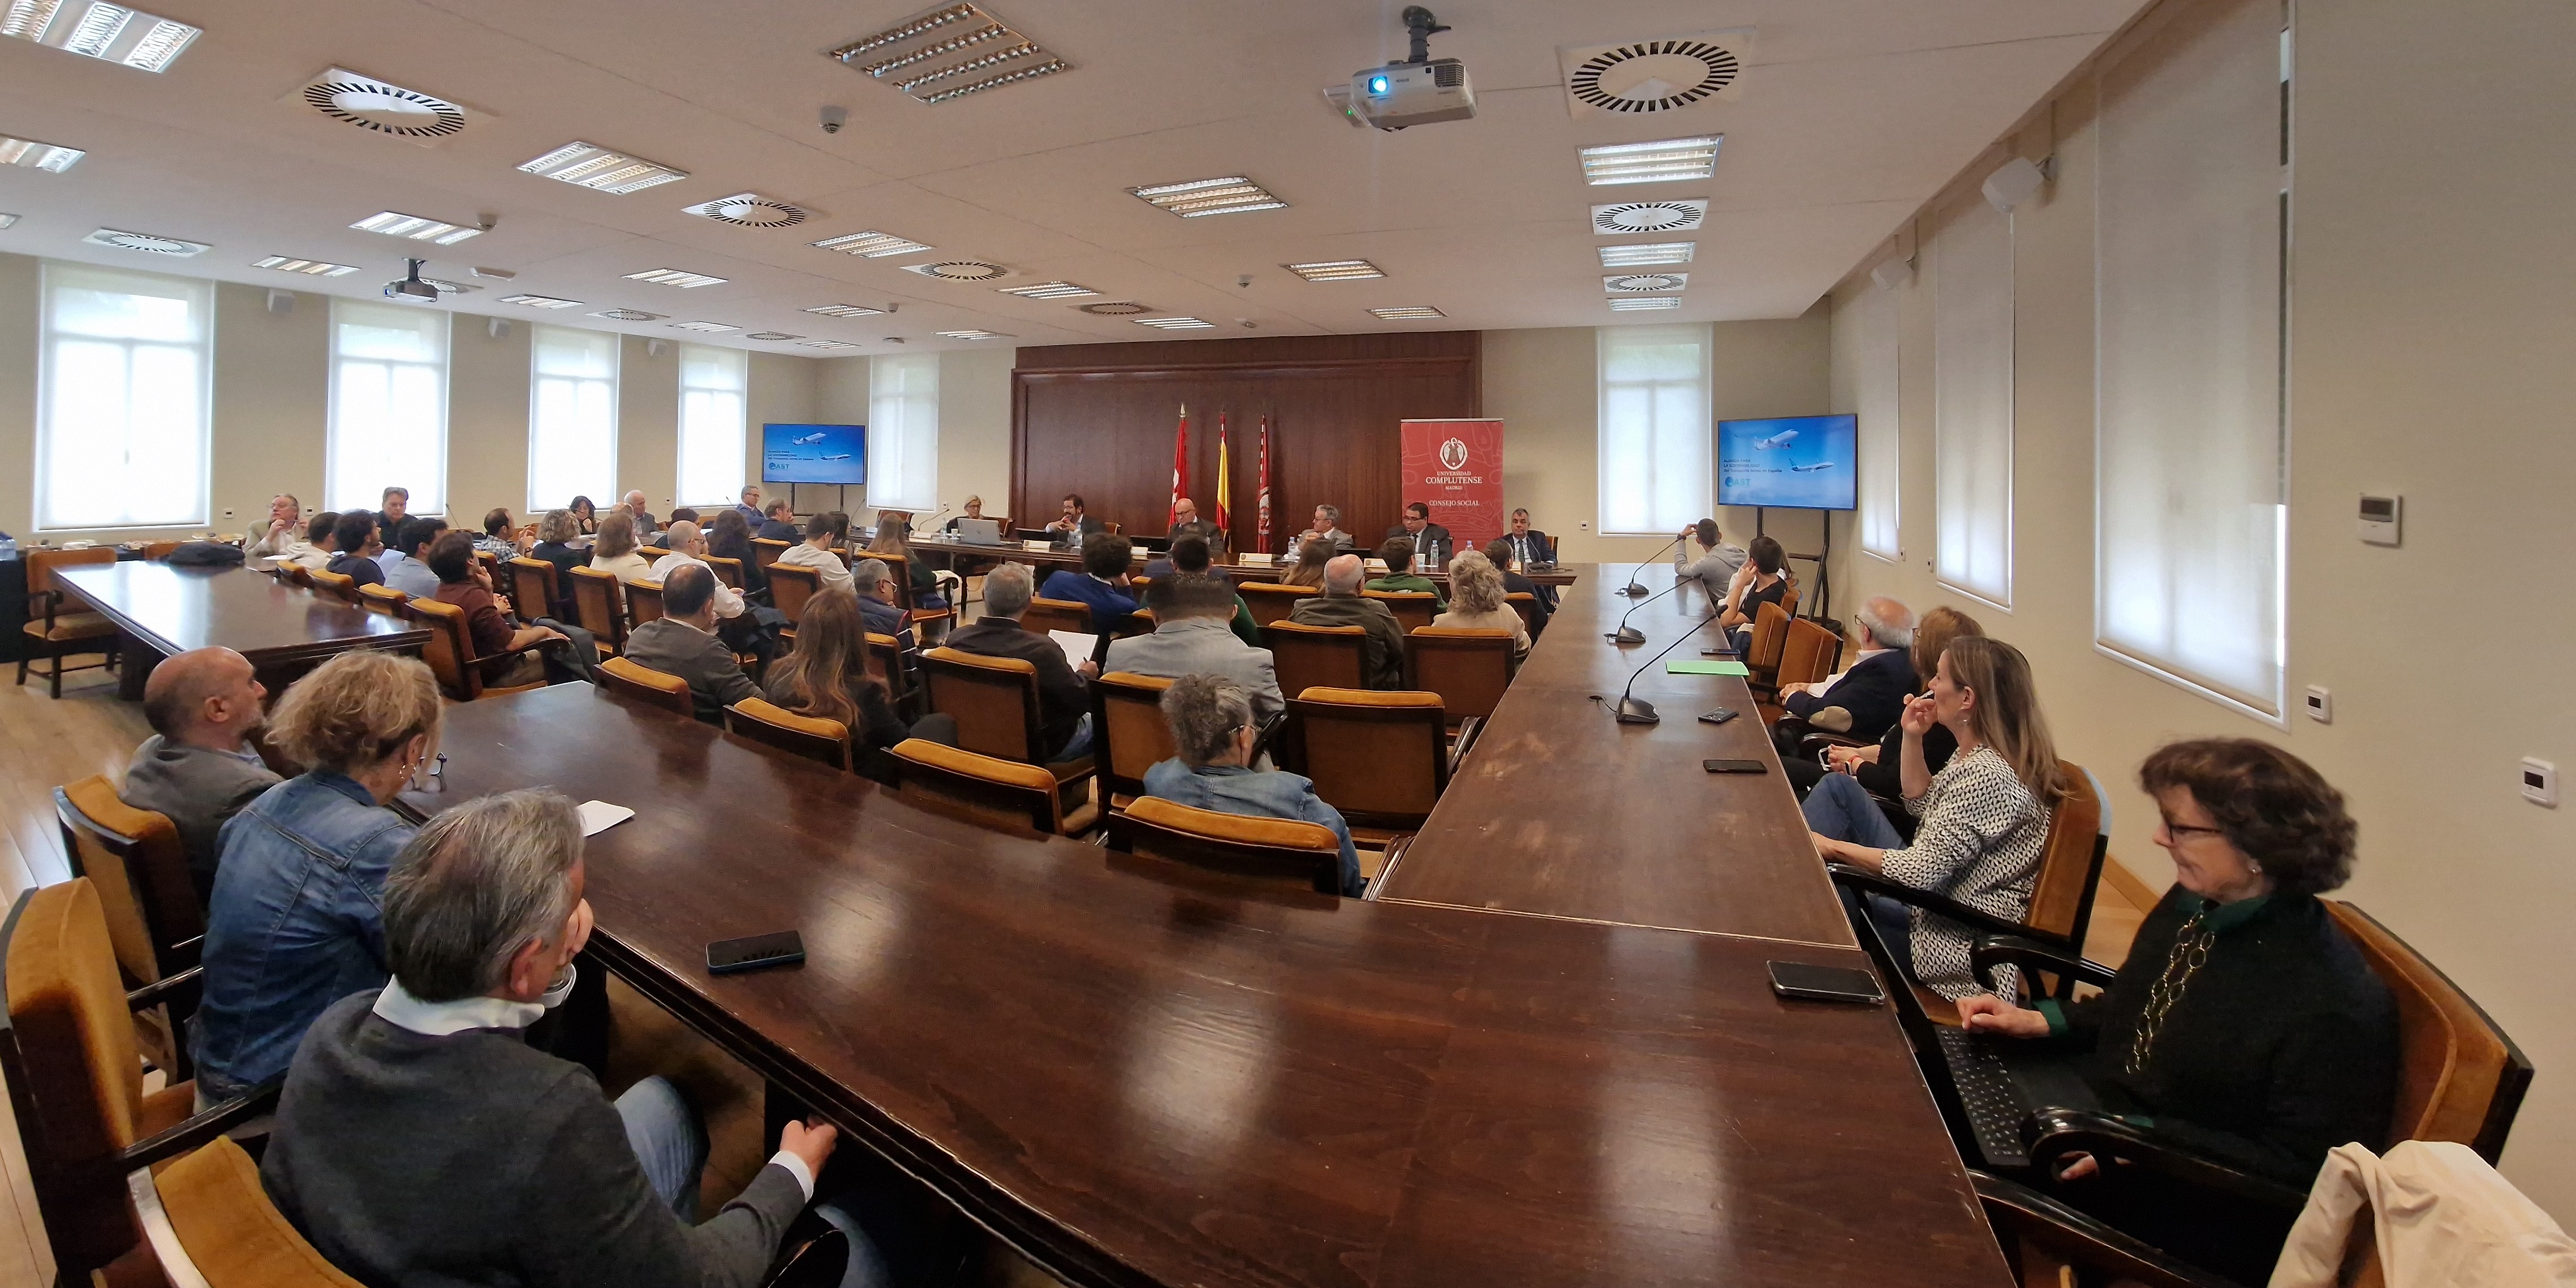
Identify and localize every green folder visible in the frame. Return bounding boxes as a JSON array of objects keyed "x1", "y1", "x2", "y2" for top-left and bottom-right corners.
[{"x1": 1666, "y1": 659, "x2": 1750, "y2": 676}]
